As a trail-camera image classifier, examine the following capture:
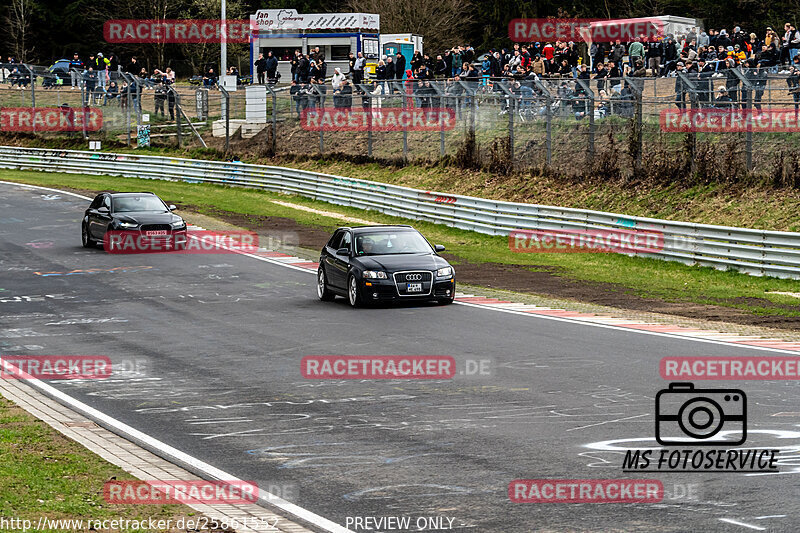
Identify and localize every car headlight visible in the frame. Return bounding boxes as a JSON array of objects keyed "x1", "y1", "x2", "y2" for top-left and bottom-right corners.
[
  {"x1": 436, "y1": 266, "x2": 454, "y2": 278},
  {"x1": 118, "y1": 221, "x2": 138, "y2": 229},
  {"x1": 362, "y1": 270, "x2": 388, "y2": 279},
  {"x1": 170, "y1": 220, "x2": 186, "y2": 228}
]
